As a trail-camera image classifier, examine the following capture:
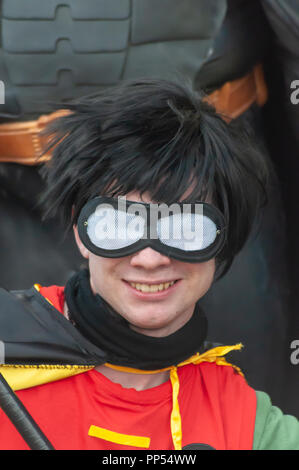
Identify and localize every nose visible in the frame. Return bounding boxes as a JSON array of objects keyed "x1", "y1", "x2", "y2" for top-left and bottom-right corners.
[{"x1": 129, "y1": 247, "x2": 172, "y2": 269}]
